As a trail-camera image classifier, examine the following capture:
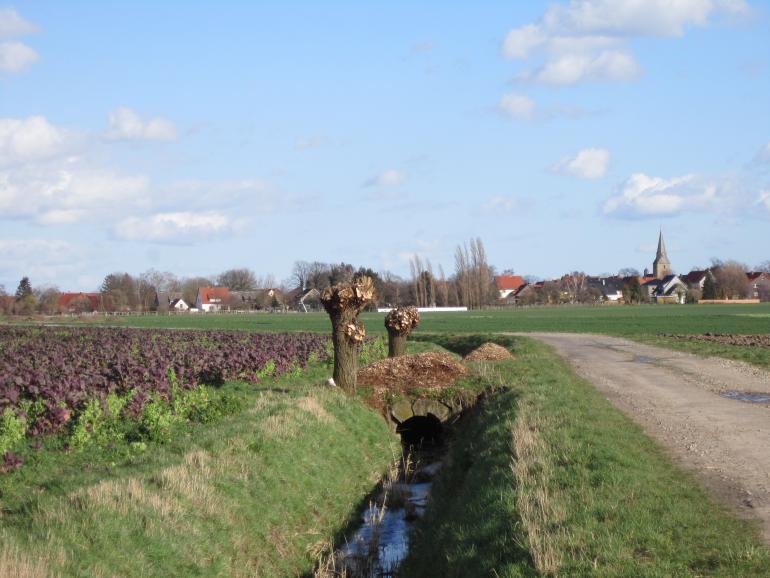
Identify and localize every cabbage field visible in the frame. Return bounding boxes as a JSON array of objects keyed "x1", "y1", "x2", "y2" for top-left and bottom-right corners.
[{"x1": 0, "y1": 326, "x2": 329, "y2": 437}]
